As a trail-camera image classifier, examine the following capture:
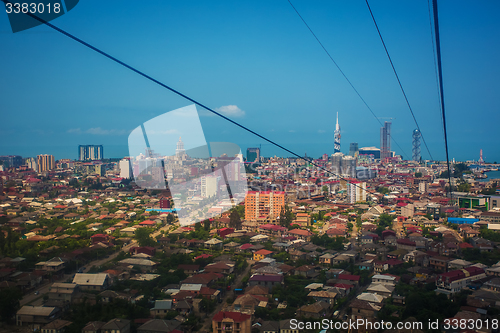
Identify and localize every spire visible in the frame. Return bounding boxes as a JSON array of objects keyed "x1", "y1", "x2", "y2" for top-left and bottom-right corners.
[{"x1": 334, "y1": 112, "x2": 341, "y2": 154}]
